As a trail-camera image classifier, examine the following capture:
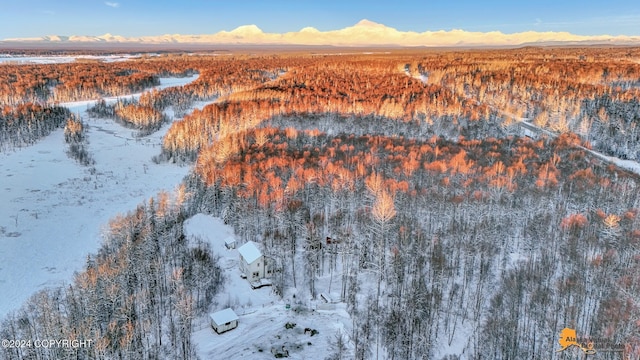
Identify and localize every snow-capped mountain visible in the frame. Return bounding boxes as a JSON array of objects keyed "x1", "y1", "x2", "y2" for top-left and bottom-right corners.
[{"x1": 3, "y1": 19, "x2": 640, "y2": 47}]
